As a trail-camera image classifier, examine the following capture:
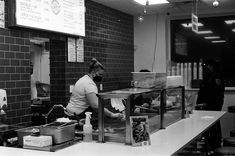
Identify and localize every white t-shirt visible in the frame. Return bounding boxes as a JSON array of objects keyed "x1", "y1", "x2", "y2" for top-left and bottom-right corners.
[{"x1": 66, "y1": 75, "x2": 98, "y2": 115}]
